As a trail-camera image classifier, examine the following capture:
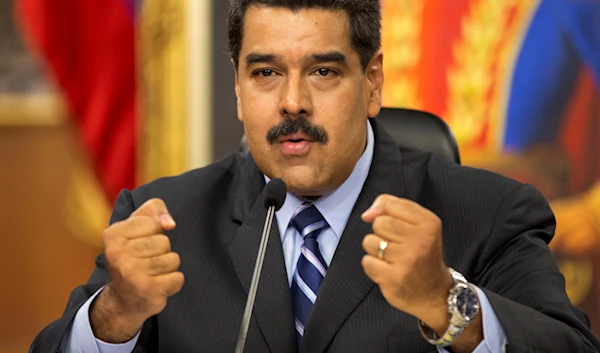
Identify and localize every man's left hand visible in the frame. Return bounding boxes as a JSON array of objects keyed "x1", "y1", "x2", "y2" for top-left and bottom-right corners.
[
  {"x1": 361, "y1": 194, "x2": 484, "y2": 352},
  {"x1": 360, "y1": 194, "x2": 453, "y2": 332}
]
